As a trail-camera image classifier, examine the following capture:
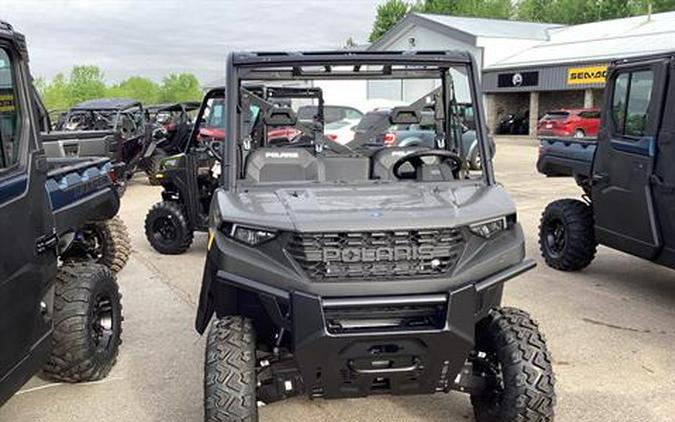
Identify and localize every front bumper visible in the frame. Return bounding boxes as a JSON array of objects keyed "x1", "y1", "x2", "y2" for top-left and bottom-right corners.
[{"x1": 196, "y1": 251, "x2": 534, "y2": 398}]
